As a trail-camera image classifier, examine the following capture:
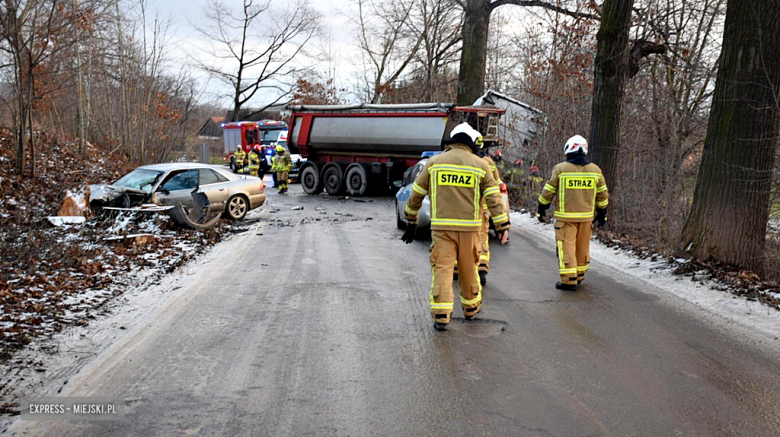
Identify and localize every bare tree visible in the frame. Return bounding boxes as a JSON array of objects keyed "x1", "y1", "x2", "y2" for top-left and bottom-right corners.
[
  {"x1": 195, "y1": 0, "x2": 320, "y2": 122},
  {"x1": 353, "y1": 0, "x2": 427, "y2": 103}
]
